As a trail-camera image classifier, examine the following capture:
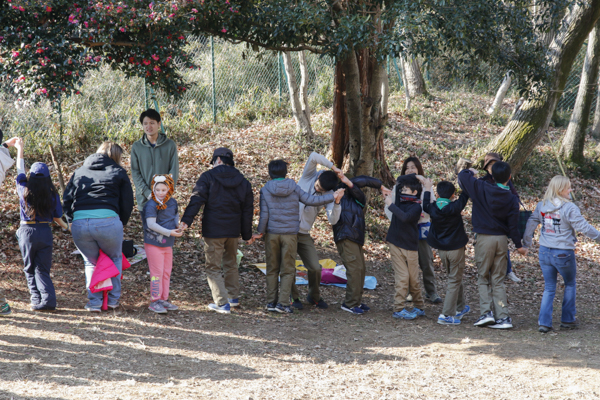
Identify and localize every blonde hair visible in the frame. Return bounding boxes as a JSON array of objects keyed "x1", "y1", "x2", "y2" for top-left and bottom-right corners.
[
  {"x1": 96, "y1": 141, "x2": 123, "y2": 165},
  {"x1": 543, "y1": 175, "x2": 571, "y2": 205}
]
